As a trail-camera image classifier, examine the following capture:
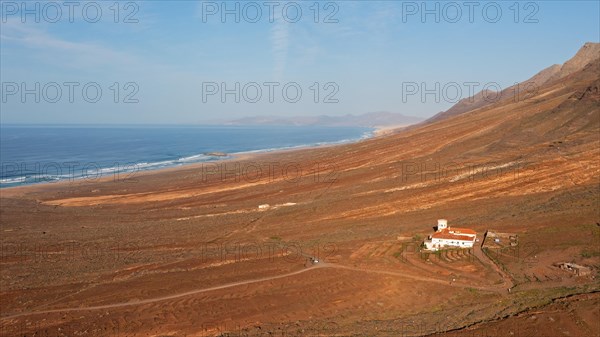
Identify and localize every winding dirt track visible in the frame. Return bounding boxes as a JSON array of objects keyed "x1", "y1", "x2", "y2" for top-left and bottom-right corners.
[
  {"x1": 472, "y1": 238, "x2": 515, "y2": 290},
  {"x1": 1, "y1": 258, "x2": 510, "y2": 321},
  {"x1": 328, "y1": 264, "x2": 506, "y2": 293},
  {"x1": 0, "y1": 264, "x2": 326, "y2": 320}
]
